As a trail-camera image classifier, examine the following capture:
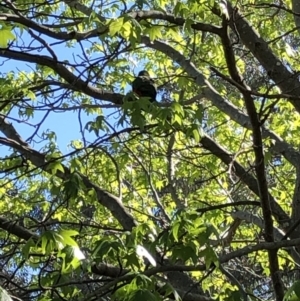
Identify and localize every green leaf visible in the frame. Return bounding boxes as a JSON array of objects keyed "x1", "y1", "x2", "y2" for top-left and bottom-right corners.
[
  {"x1": 183, "y1": 17, "x2": 194, "y2": 33},
  {"x1": 192, "y1": 128, "x2": 200, "y2": 142},
  {"x1": 22, "y1": 238, "x2": 36, "y2": 260},
  {"x1": 173, "y1": 114, "x2": 182, "y2": 125},
  {"x1": 93, "y1": 239, "x2": 120, "y2": 259},
  {"x1": 171, "y1": 102, "x2": 184, "y2": 115},
  {"x1": 0, "y1": 29, "x2": 15, "y2": 47},
  {"x1": 58, "y1": 246, "x2": 82, "y2": 273},
  {"x1": 195, "y1": 107, "x2": 204, "y2": 122},
  {"x1": 199, "y1": 246, "x2": 219, "y2": 269},
  {"x1": 160, "y1": 283, "x2": 182, "y2": 301},
  {"x1": 294, "y1": 280, "x2": 300, "y2": 298},
  {"x1": 172, "y1": 221, "x2": 181, "y2": 242},
  {"x1": 47, "y1": 161, "x2": 65, "y2": 175},
  {"x1": 224, "y1": 290, "x2": 242, "y2": 301},
  {"x1": 109, "y1": 18, "x2": 124, "y2": 36},
  {"x1": 172, "y1": 243, "x2": 198, "y2": 263},
  {"x1": 131, "y1": 274, "x2": 153, "y2": 289},
  {"x1": 124, "y1": 252, "x2": 141, "y2": 269},
  {"x1": 173, "y1": 2, "x2": 189, "y2": 17},
  {"x1": 57, "y1": 229, "x2": 79, "y2": 247},
  {"x1": 63, "y1": 172, "x2": 82, "y2": 198},
  {"x1": 146, "y1": 26, "x2": 163, "y2": 41},
  {"x1": 39, "y1": 231, "x2": 57, "y2": 254},
  {"x1": 284, "y1": 282, "x2": 299, "y2": 301},
  {"x1": 128, "y1": 289, "x2": 158, "y2": 301},
  {"x1": 25, "y1": 90, "x2": 36, "y2": 100},
  {"x1": 120, "y1": 22, "x2": 132, "y2": 39}
]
